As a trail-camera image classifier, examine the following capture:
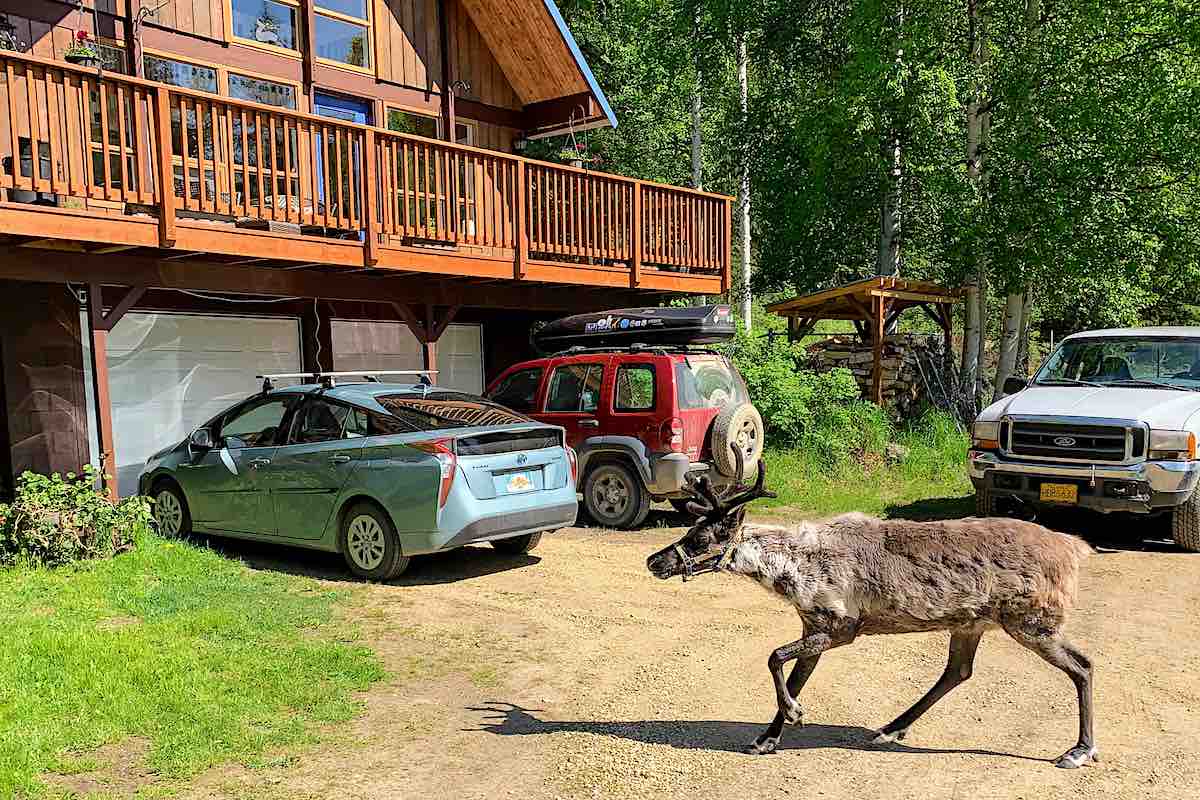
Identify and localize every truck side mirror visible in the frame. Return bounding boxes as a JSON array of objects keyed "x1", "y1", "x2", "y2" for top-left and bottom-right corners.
[
  {"x1": 1003, "y1": 376, "x2": 1028, "y2": 395},
  {"x1": 189, "y1": 428, "x2": 214, "y2": 450}
]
